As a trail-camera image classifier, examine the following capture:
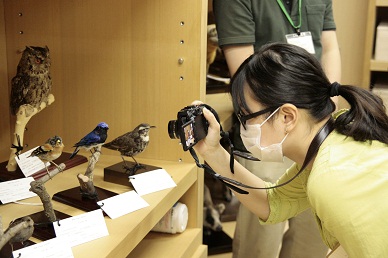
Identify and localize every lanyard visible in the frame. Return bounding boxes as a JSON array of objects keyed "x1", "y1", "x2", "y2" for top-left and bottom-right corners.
[{"x1": 277, "y1": 0, "x2": 302, "y2": 35}]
